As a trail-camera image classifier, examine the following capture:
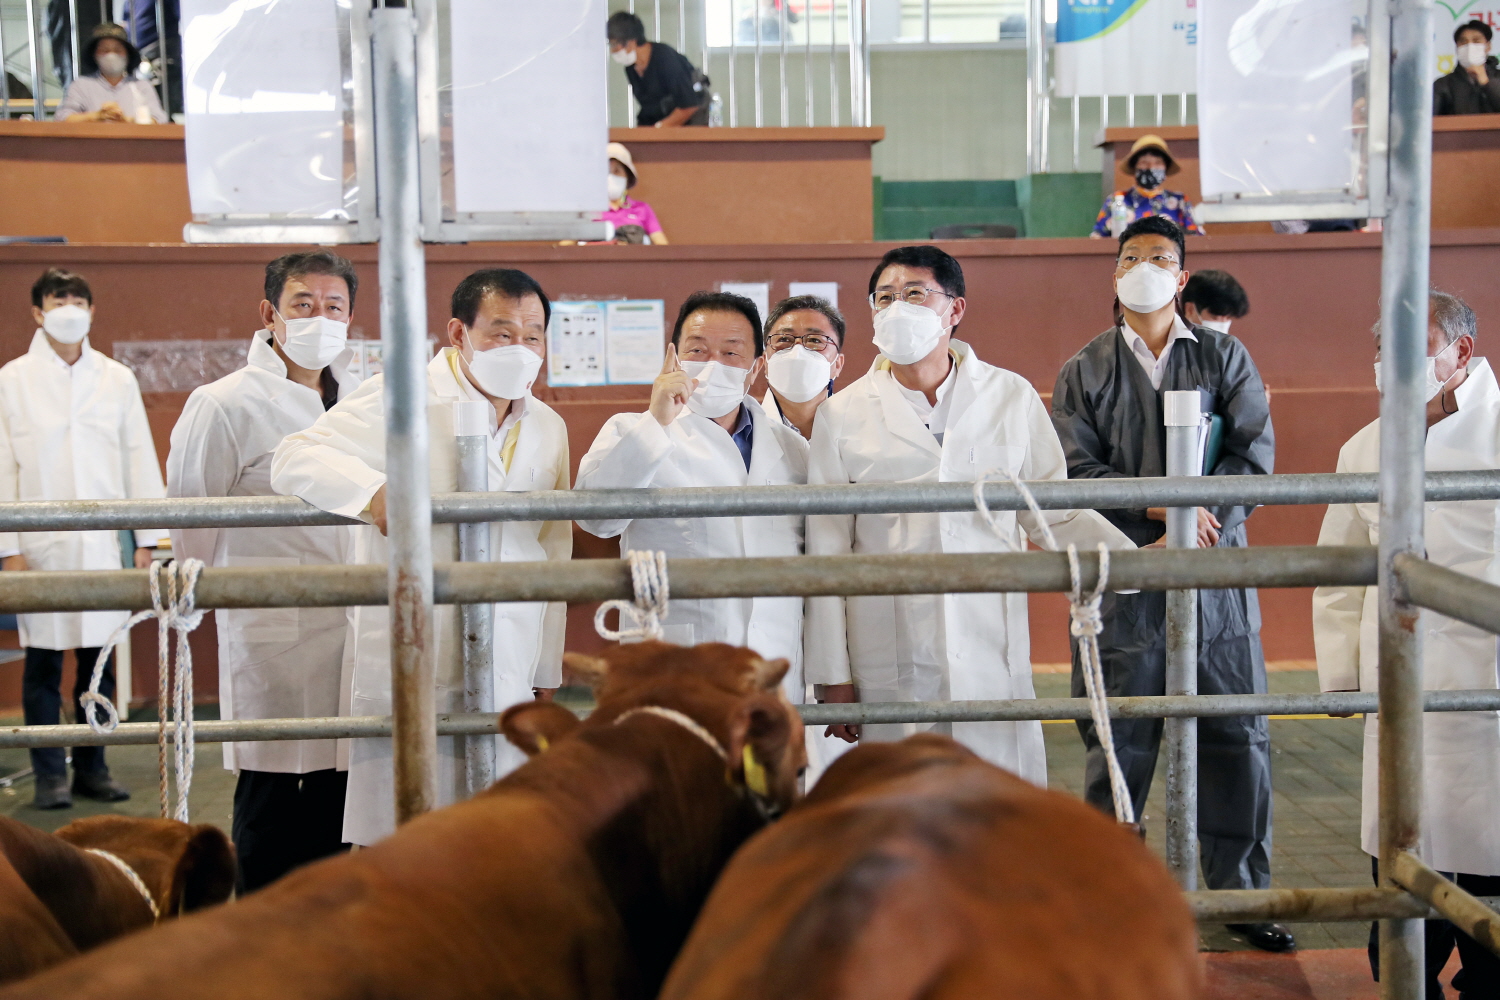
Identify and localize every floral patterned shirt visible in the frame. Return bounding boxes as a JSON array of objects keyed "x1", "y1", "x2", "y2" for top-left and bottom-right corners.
[{"x1": 1092, "y1": 188, "x2": 1205, "y2": 237}]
